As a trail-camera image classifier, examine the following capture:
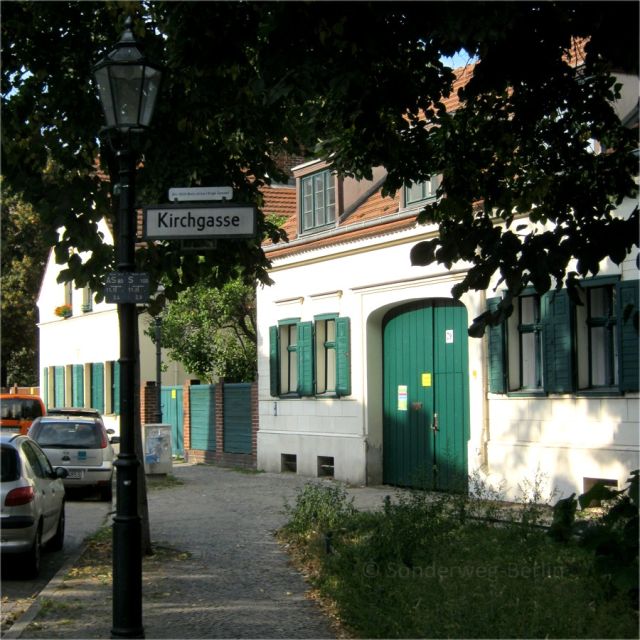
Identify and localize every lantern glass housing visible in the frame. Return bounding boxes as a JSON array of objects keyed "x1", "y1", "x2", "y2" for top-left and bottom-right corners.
[{"x1": 92, "y1": 18, "x2": 162, "y2": 131}]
